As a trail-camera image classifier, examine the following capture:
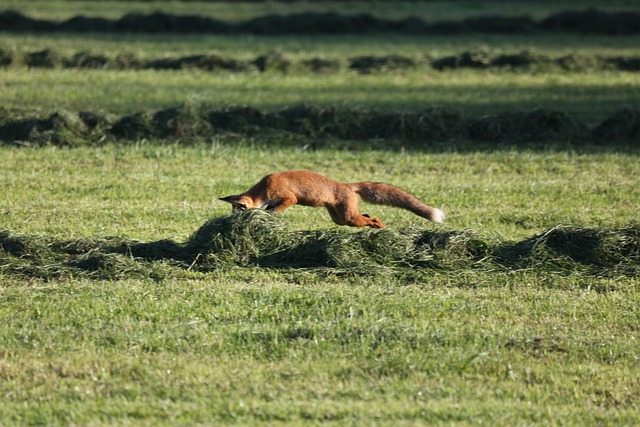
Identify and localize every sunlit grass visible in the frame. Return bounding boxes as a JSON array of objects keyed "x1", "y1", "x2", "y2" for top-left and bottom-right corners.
[
  {"x1": 2, "y1": 68, "x2": 639, "y2": 124},
  {"x1": 0, "y1": 270, "x2": 638, "y2": 425},
  {"x1": 2, "y1": 144, "x2": 638, "y2": 241}
]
